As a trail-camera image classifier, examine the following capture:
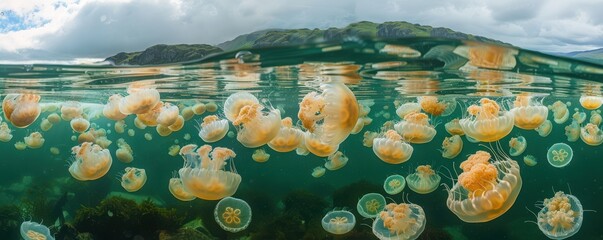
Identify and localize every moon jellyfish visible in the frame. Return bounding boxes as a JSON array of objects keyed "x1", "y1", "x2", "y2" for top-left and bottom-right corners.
[
  {"x1": 535, "y1": 120, "x2": 553, "y2": 137},
  {"x1": 511, "y1": 95, "x2": 548, "y2": 130},
  {"x1": 445, "y1": 150, "x2": 522, "y2": 222},
  {"x1": 2, "y1": 93, "x2": 41, "y2": 128},
  {"x1": 224, "y1": 92, "x2": 281, "y2": 148},
  {"x1": 179, "y1": 145, "x2": 241, "y2": 200},
  {"x1": 579, "y1": 95, "x2": 603, "y2": 110},
  {"x1": 322, "y1": 210, "x2": 356, "y2": 235},
  {"x1": 103, "y1": 94, "x2": 127, "y2": 121},
  {"x1": 324, "y1": 151, "x2": 348, "y2": 170},
  {"x1": 406, "y1": 165, "x2": 441, "y2": 194},
  {"x1": 580, "y1": 123, "x2": 603, "y2": 146},
  {"x1": 357, "y1": 193, "x2": 386, "y2": 218},
  {"x1": 120, "y1": 167, "x2": 147, "y2": 192},
  {"x1": 70, "y1": 117, "x2": 90, "y2": 133},
  {"x1": 24, "y1": 132, "x2": 45, "y2": 149},
  {"x1": 214, "y1": 197, "x2": 252, "y2": 233},
  {"x1": 69, "y1": 142, "x2": 113, "y2": 181},
  {"x1": 372, "y1": 202, "x2": 426, "y2": 240},
  {"x1": 383, "y1": 174, "x2": 406, "y2": 195},
  {"x1": 119, "y1": 87, "x2": 160, "y2": 115},
  {"x1": 115, "y1": 138, "x2": 134, "y2": 163},
  {"x1": 536, "y1": 191, "x2": 583, "y2": 239},
  {"x1": 547, "y1": 143, "x2": 573, "y2": 168},
  {"x1": 590, "y1": 110, "x2": 602, "y2": 126},
  {"x1": 394, "y1": 112, "x2": 436, "y2": 143},
  {"x1": 267, "y1": 117, "x2": 304, "y2": 152},
  {"x1": 548, "y1": 101, "x2": 571, "y2": 124},
  {"x1": 20, "y1": 220, "x2": 54, "y2": 240},
  {"x1": 311, "y1": 166, "x2": 326, "y2": 178},
  {"x1": 418, "y1": 96, "x2": 456, "y2": 116},
  {"x1": 372, "y1": 130, "x2": 414, "y2": 164},
  {"x1": 445, "y1": 118, "x2": 465, "y2": 136},
  {"x1": 564, "y1": 120, "x2": 580, "y2": 142},
  {"x1": 442, "y1": 135, "x2": 463, "y2": 159},
  {"x1": 197, "y1": 115, "x2": 229, "y2": 143},
  {"x1": 251, "y1": 148, "x2": 270, "y2": 163},
  {"x1": 523, "y1": 155, "x2": 537, "y2": 166},
  {"x1": 460, "y1": 98, "x2": 514, "y2": 142},
  {"x1": 508, "y1": 136, "x2": 527, "y2": 156},
  {"x1": 395, "y1": 102, "x2": 421, "y2": 118}
]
